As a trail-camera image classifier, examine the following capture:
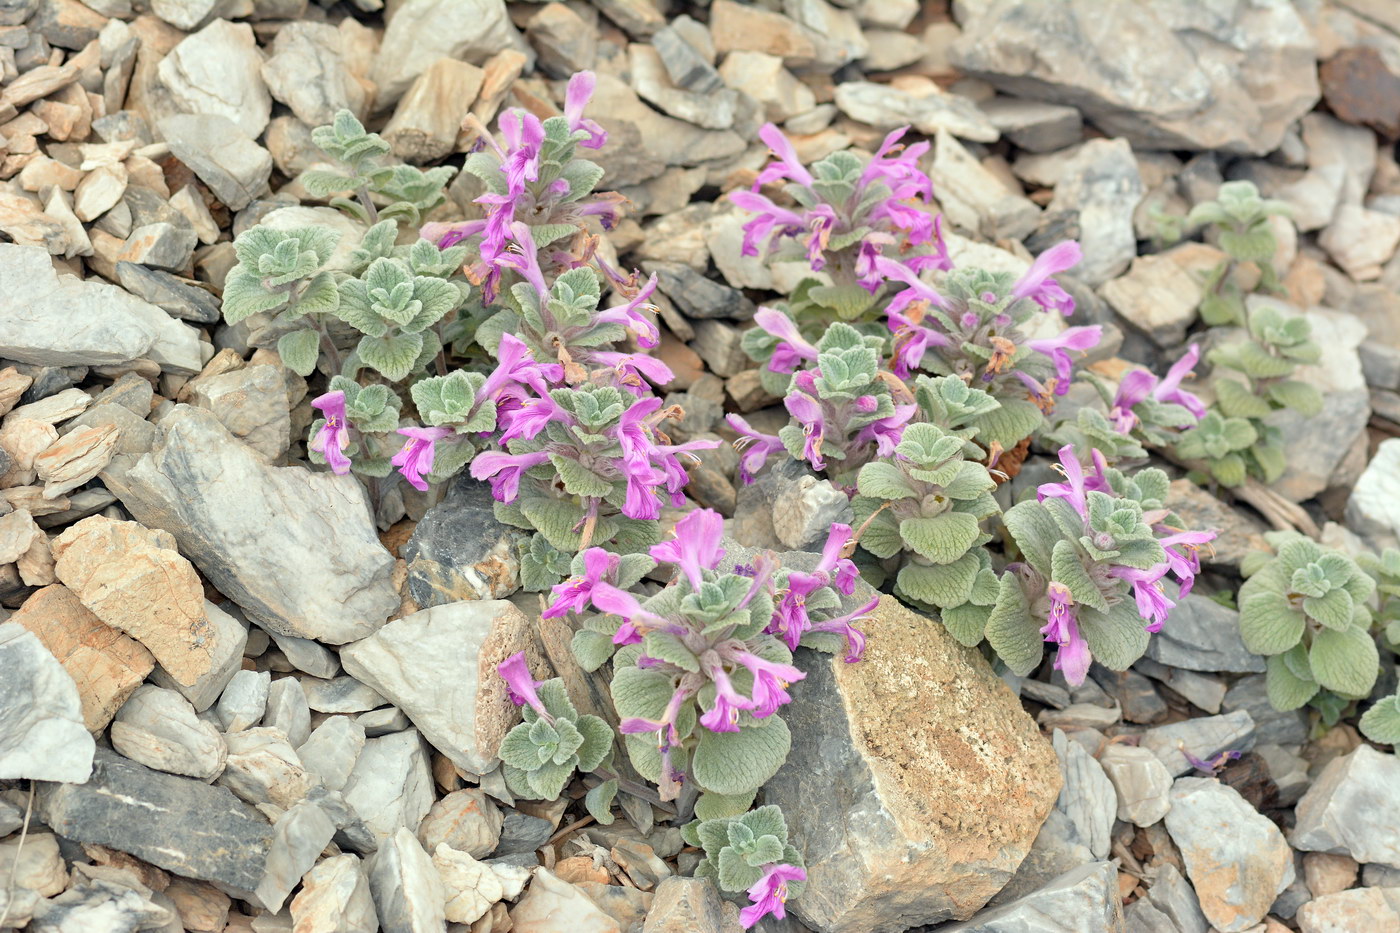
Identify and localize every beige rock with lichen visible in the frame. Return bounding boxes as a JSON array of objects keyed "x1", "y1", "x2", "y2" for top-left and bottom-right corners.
[
  {"x1": 10, "y1": 584, "x2": 155, "y2": 731},
  {"x1": 52, "y1": 515, "x2": 213, "y2": 687}
]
